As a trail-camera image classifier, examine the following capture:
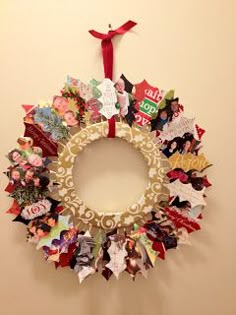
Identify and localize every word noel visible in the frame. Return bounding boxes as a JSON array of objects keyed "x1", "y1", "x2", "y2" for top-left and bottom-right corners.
[{"x1": 135, "y1": 87, "x2": 163, "y2": 126}]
